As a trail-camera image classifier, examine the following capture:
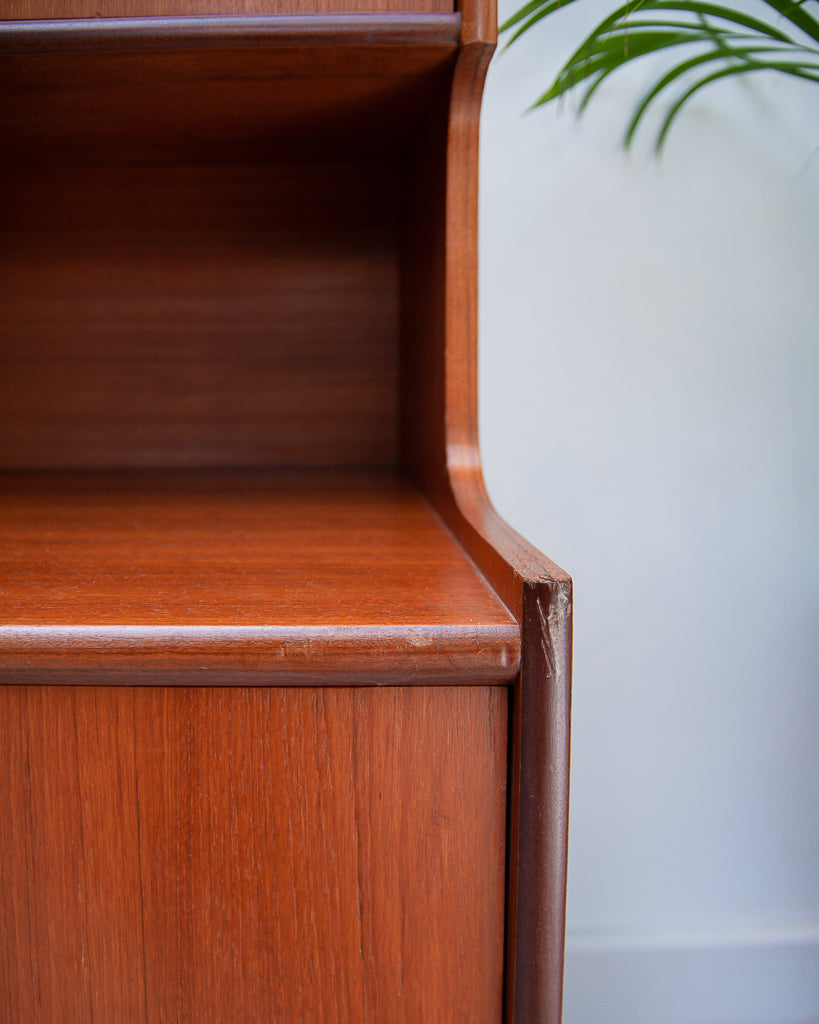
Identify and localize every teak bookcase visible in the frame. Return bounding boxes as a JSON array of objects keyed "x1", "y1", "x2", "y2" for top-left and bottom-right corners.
[{"x1": 0, "y1": 3, "x2": 571, "y2": 1022}]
